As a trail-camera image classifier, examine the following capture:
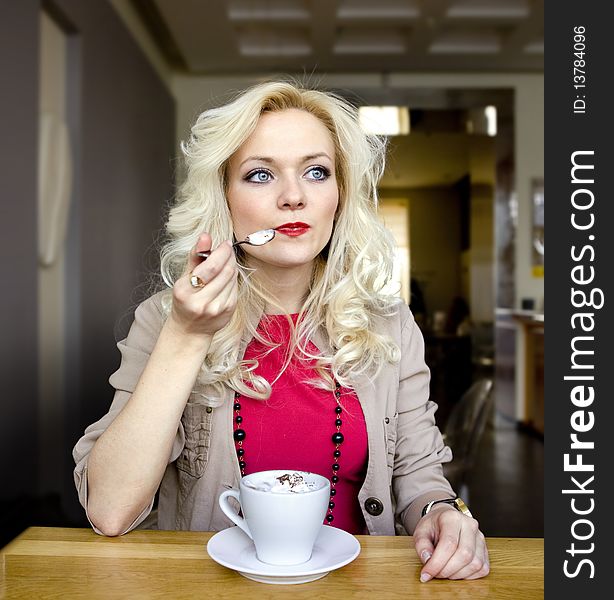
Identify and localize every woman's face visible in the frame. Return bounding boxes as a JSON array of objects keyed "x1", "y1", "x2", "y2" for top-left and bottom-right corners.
[{"x1": 226, "y1": 108, "x2": 339, "y2": 274}]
